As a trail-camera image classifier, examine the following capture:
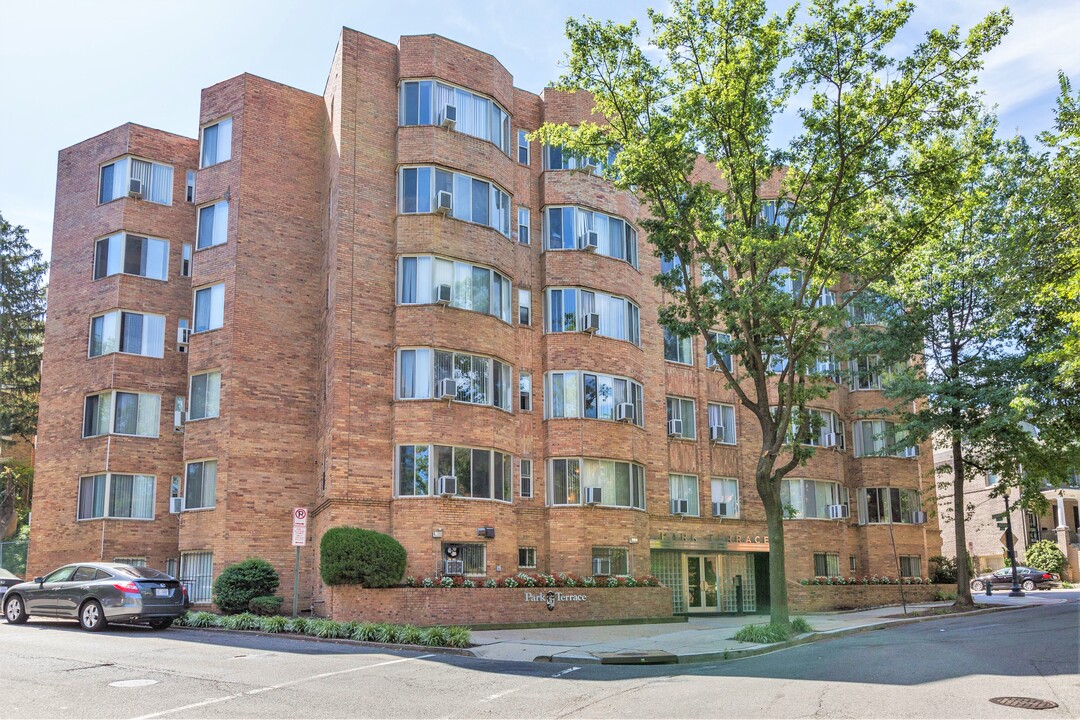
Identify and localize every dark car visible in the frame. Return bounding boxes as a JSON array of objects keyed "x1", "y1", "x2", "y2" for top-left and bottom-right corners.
[
  {"x1": 0, "y1": 568, "x2": 22, "y2": 598},
  {"x1": 3, "y1": 562, "x2": 188, "y2": 631},
  {"x1": 970, "y1": 566, "x2": 1061, "y2": 592}
]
